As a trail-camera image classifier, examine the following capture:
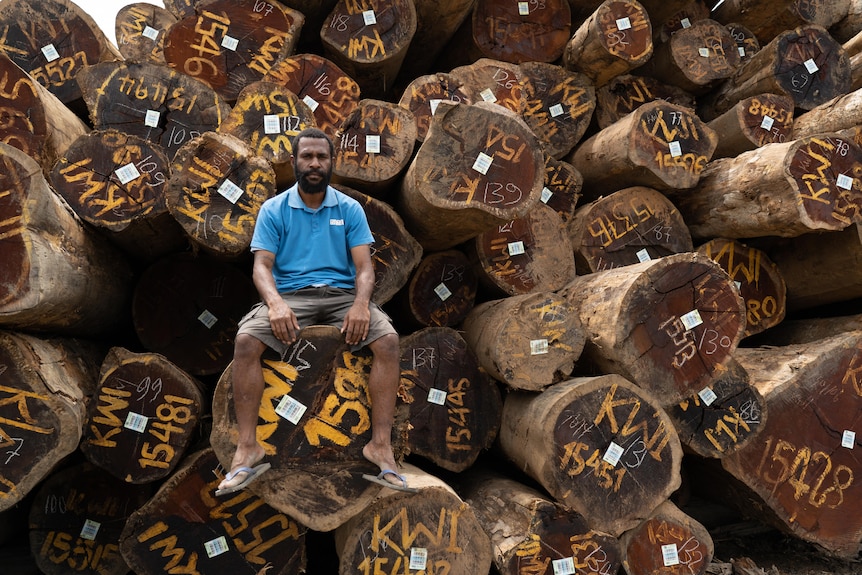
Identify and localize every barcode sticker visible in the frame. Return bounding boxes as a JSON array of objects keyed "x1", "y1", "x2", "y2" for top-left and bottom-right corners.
[
  {"x1": 662, "y1": 544, "x2": 680, "y2": 566},
  {"x1": 434, "y1": 282, "x2": 452, "y2": 301},
  {"x1": 760, "y1": 115, "x2": 775, "y2": 130},
  {"x1": 549, "y1": 103, "x2": 564, "y2": 117},
  {"x1": 541, "y1": 187, "x2": 553, "y2": 203},
  {"x1": 616, "y1": 17, "x2": 631, "y2": 31},
  {"x1": 480, "y1": 88, "x2": 497, "y2": 103},
  {"x1": 530, "y1": 339, "x2": 549, "y2": 355},
  {"x1": 680, "y1": 18, "x2": 691, "y2": 28},
  {"x1": 198, "y1": 309, "x2": 218, "y2": 329},
  {"x1": 680, "y1": 310, "x2": 703, "y2": 330},
  {"x1": 804, "y1": 59, "x2": 819, "y2": 73},
  {"x1": 636, "y1": 248, "x2": 651, "y2": 263},
  {"x1": 303, "y1": 95, "x2": 320, "y2": 111},
  {"x1": 363, "y1": 10, "x2": 377, "y2": 25},
  {"x1": 145, "y1": 109, "x2": 161, "y2": 127},
  {"x1": 366, "y1": 135, "x2": 381, "y2": 153},
  {"x1": 842, "y1": 430, "x2": 856, "y2": 449},
  {"x1": 41, "y1": 44, "x2": 60, "y2": 62},
  {"x1": 472, "y1": 152, "x2": 493, "y2": 174},
  {"x1": 668, "y1": 141, "x2": 682, "y2": 157},
  {"x1": 221, "y1": 35, "x2": 239, "y2": 51},
  {"x1": 204, "y1": 536, "x2": 229, "y2": 558},
  {"x1": 218, "y1": 179, "x2": 244, "y2": 204},
  {"x1": 409, "y1": 548, "x2": 428, "y2": 570},
  {"x1": 552, "y1": 557, "x2": 576, "y2": 575},
  {"x1": 518, "y1": 2, "x2": 529, "y2": 15},
  {"x1": 428, "y1": 388, "x2": 447, "y2": 405},
  {"x1": 124, "y1": 412, "x2": 148, "y2": 433},
  {"x1": 276, "y1": 395, "x2": 307, "y2": 424},
  {"x1": 115, "y1": 163, "x2": 141, "y2": 184},
  {"x1": 80, "y1": 519, "x2": 101, "y2": 541},
  {"x1": 508, "y1": 241, "x2": 525, "y2": 256},
  {"x1": 264, "y1": 114, "x2": 281, "y2": 134},
  {"x1": 699, "y1": 47, "x2": 710, "y2": 57},
  {"x1": 738, "y1": 46, "x2": 746, "y2": 57},
  {"x1": 837, "y1": 174, "x2": 853, "y2": 190},
  {"x1": 430, "y1": 98, "x2": 442, "y2": 114},
  {"x1": 142, "y1": 26, "x2": 160, "y2": 41},
  {"x1": 698, "y1": 387, "x2": 718, "y2": 406},
  {"x1": 603, "y1": 442, "x2": 624, "y2": 466}
]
